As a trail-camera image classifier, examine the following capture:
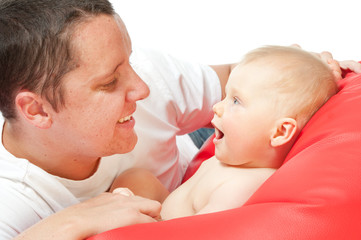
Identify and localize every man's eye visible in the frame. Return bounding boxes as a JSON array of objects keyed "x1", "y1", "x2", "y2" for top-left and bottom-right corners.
[{"x1": 101, "y1": 79, "x2": 117, "y2": 90}]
